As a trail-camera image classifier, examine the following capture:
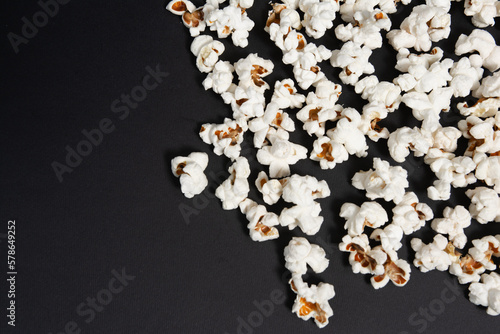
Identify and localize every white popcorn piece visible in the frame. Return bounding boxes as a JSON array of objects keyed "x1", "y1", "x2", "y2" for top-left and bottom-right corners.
[
  {"x1": 427, "y1": 155, "x2": 477, "y2": 200},
  {"x1": 386, "y1": 4, "x2": 451, "y2": 52},
  {"x1": 444, "y1": 241, "x2": 486, "y2": 284},
  {"x1": 335, "y1": 10, "x2": 391, "y2": 50},
  {"x1": 284, "y1": 237, "x2": 329, "y2": 275},
  {"x1": 285, "y1": 43, "x2": 332, "y2": 90},
  {"x1": 339, "y1": 234, "x2": 386, "y2": 275},
  {"x1": 248, "y1": 104, "x2": 295, "y2": 149},
  {"x1": 359, "y1": 102, "x2": 390, "y2": 142},
  {"x1": 449, "y1": 57, "x2": 483, "y2": 98},
  {"x1": 230, "y1": 0, "x2": 254, "y2": 9},
  {"x1": 239, "y1": 198, "x2": 280, "y2": 242},
  {"x1": 256, "y1": 138, "x2": 308, "y2": 178},
  {"x1": 268, "y1": 22, "x2": 305, "y2": 53},
  {"x1": 455, "y1": 29, "x2": 500, "y2": 72},
  {"x1": 281, "y1": 174, "x2": 331, "y2": 206},
  {"x1": 459, "y1": 116, "x2": 500, "y2": 156},
  {"x1": 203, "y1": 60, "x2": 234, "y2": 94},
  {"x1": 266, "y1": 3, "x2": 302, "y2": 33},
  {"x1": 392, "y1": 192, "x2": 434, "y2": 235},
  {"x1": 331, "y1": 42, "x2": 375, "y2": 85},
  {"x1": 370, "y1": 247, "x2": 411, "y2": 289},
  {"x1": 352, "y1": 157, "x2": 409, "y2": 204},
  {"x1": 234, "y1": 53, "x2": 274, "y2": 92},
  {"x1": 300, "y1": 0, "x2": 339, "y2": 39},
  {"x1": 225, "y1": 85, "x2": 265, "y2": 121},
  {"x1": 171, "y1": 152, "x2": 209, "y2": 198},
  {"x1": 190, "y1": 35, "x2": 225, "y2": 73},
  {"x1": 474, "y1": 153, "x2": 500, "y2": 193},
  {"x1": 206, "y1": 3, "x2": 255, "y2": 47},
  {"x1": 167, "y1": 0, "x2": 206, "y2": 37},
  {"x1": 199, "y1": 118, "x2": 248, "y2": 160},
  {"x1": 355, "y1": 76, "x2": 402, "y2": 111},
  {"x1": 280, "y1": 202, "x2": 325, "y2": 235},
  {"x1": 431, "y1": 206, "x2": 471, "y2": 249},
  {"x1": 475, "y1": 70, "x2": 500, "y2": 98},
  {"x1": 310, "y1": 136, "x2": 349, "y2": 169},
  {"x1": 215, "y1": 156, "x2": 251, "y2": 210},
  {"x1": 469, "y1": 272, "x2": 500, "y2": 316},
  {"x1": 271, "y1": 79, "x2": 306, "y2": 110},
  {"x1": 255, "y1": 171, "x2": 286, "y2": 205},
  {"x1": 457, "y1": 97, "x2": 500, "y2": 118},
  {"x1": 340, "y1": 201, "x2": 389, "y2": 237},
  {"x1": 464, "y1": 0, "x2": 500, "y2": 28},
  {"x1": 469, "y1": 235, "x2": 500, "y2": 271},
  {"x1": 466, "y1": 187, "x2": 500, "y2": 224},
  {"x1": 387, "y1": 127, "x2": 431, "y2": 163},
  {"x1": 411, "y1": 234, "x2": 453, "y2": 272},
  {"x1": 370, "y1": 224, "x2": 404, "y2": 251},
  {"x1": 327, "y1": 108, "x2": 369, "y2": 158},
  {"x1": 395, "y1": 47, "x2": 444, "y2": 74},
  {"x1": 428, "y1": 126, "x2": 463, "y2": 153},
  {"x1": 290, "y1": 274, "x2": 335, "y2": 328}
]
